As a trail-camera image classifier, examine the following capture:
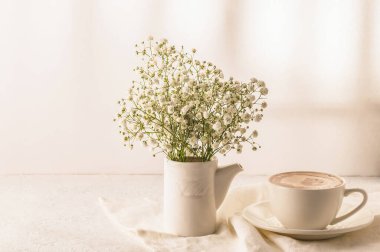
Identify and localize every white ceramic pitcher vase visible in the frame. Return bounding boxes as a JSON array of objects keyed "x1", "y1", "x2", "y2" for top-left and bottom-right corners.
[{"x1": 163, "y1": 157, "x2": 242, "y2": 236}]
